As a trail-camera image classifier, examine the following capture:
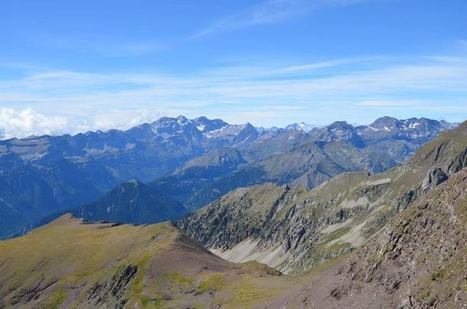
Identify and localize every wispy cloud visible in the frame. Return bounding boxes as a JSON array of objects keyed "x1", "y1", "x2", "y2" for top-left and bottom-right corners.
[
  {"x1": 191, "y1": 0, "x2": 370, "y2": 39},
  {"x1": 0, "y1": 54, "x2": 466, "y2": 137},
  {"x1": 357, "y1": 99, "x2": 419, "y2": 107}
]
